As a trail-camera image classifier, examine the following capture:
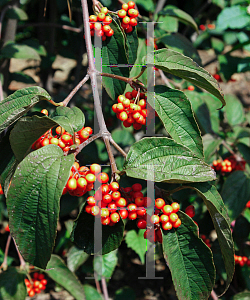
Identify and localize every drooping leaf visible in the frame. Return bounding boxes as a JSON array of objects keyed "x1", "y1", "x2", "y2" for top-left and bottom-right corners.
[
  {"x1": 125, "y1": 229, "x2": 146, "y2": 264},
  {"x1": 0, "y1": 42, "x2": 40, "y2": 60},
  {"x1": 51, "y1": 106, "x2": 85, "y2": 135},
  {"x1": 9, "y1": 72, "x2": 36, "y2": 84},
  {"x1": 144, "y1": 49, "x2": 225, "y2": 106},
  {"x1": 94, "y1": 250, "x2": 118, "y2": 279},
  {"x1": 221, "y1": 171, "x2": 250, "y2": 222},
  {"x1": 0, "y1": 267, "x2": 27, "y2": 300},
  {"x1": 71, "y1": 205, "x2": 124, "y2": 255},
  {"x1": 237, "y1": 143, "x2": 250, "y2": 165},
  {"x1": 9, "y1": 115, "x2": 58, "y2": 162},
  {"x1": 186, "y1": 183, "x2": 234, "y2": 294},
  {"x1": 0, "y1": 86, "x2": 51, "y2": 133},
  {"x1": 149, "y1": 86, "x2": 203, "y2": 159},
  {"x1": 67, "y1": 246, "x2": 89, "y2": 272},
  {"x1": 0, "y1": 130, "x2": 14, "y2": 177},
  {"x1": 225, "y1": 94, "x2": 245, "y2": 126},
  {"x1": 125, "y1": 27, "x2": 138, "y2": 65},
  {"x1": 158, "y1": 5, "x2": 198, "y2": 31},
  {"x1": 5, "y1": 7, "x2": 28, "y2": 20},
  {"x1": 1, "y1": 157, "x2": 18, "y2": 197},
  {"x1": 162, "y1": 211, "x2": 215, "y2": 300},
  {"x1": 158, "y1": 32, "x2": 201, "y2": 64},
  {"x1": 83, "y1": 284, "x2": 103, "y2": 300},
  {"x1": 7, "y1": 145, "x2": 74, "y2": 269},
  {"x1": 216, "y1": 6, "x2": 250, "y2": 31},
  {"x1": 157, "y1": 15, "x2": 178, "y2": 32},
  {"x1": 233, "y1": 215, "x2": 250, "y2": 244},
  {"x1": 123, "y1": 137, "x2": 216, "y2": 183},
  {"x1": 101, "y1": 18, "x2": 129, "y2": 100},
  {"x1": 203, "y1": 134, "x2": 222, "y2": 162},
  {"x1": 46, "y1": 255, "x2": 85, "y2": 300},
  {"x1": 135, "y1": 0, "x2": 154, "y2": 11}
]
